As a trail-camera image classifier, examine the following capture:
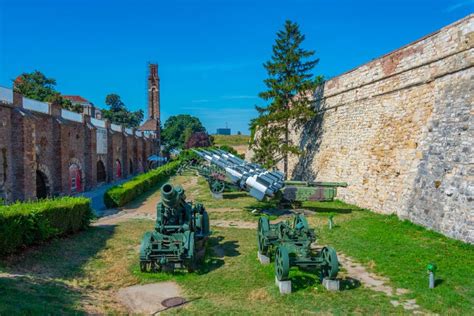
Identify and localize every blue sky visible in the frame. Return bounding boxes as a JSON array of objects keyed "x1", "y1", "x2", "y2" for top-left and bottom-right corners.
[{"x1": 0, "y1": 0, "x2": 472, "y2": 134}]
